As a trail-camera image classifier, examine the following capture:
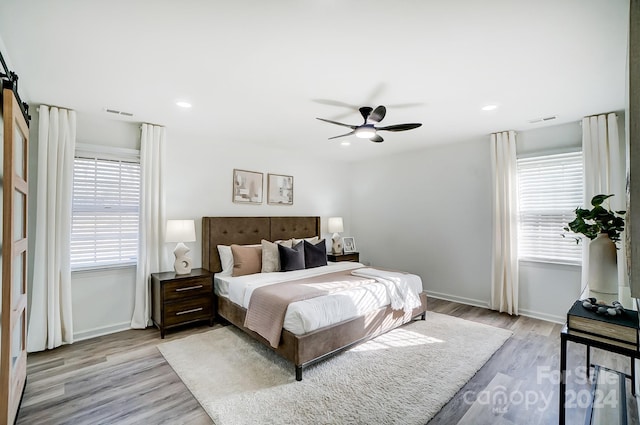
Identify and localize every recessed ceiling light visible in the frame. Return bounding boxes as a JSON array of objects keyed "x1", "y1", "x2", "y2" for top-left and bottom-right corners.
[
  {"x1": 176, "y1": 101, "x2": 192, "y2": 108},
  {"x1": 341, "y1": 141, "x2": 351, "y2": 146},
  {"x1": 481, "y1": 104, "x2": 498, "y2": 111}
]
